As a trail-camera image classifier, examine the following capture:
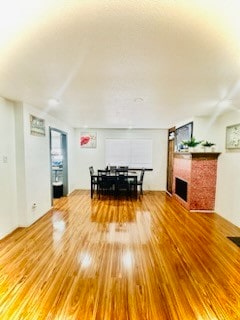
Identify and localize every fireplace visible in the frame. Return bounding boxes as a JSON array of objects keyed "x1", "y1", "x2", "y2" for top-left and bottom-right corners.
[
  {"x1": 173, "y1": 152, "x2": 220, "y2": 211},
  {"x1": 175, "y1": 177, "x2": 188, "y2": 202}
]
